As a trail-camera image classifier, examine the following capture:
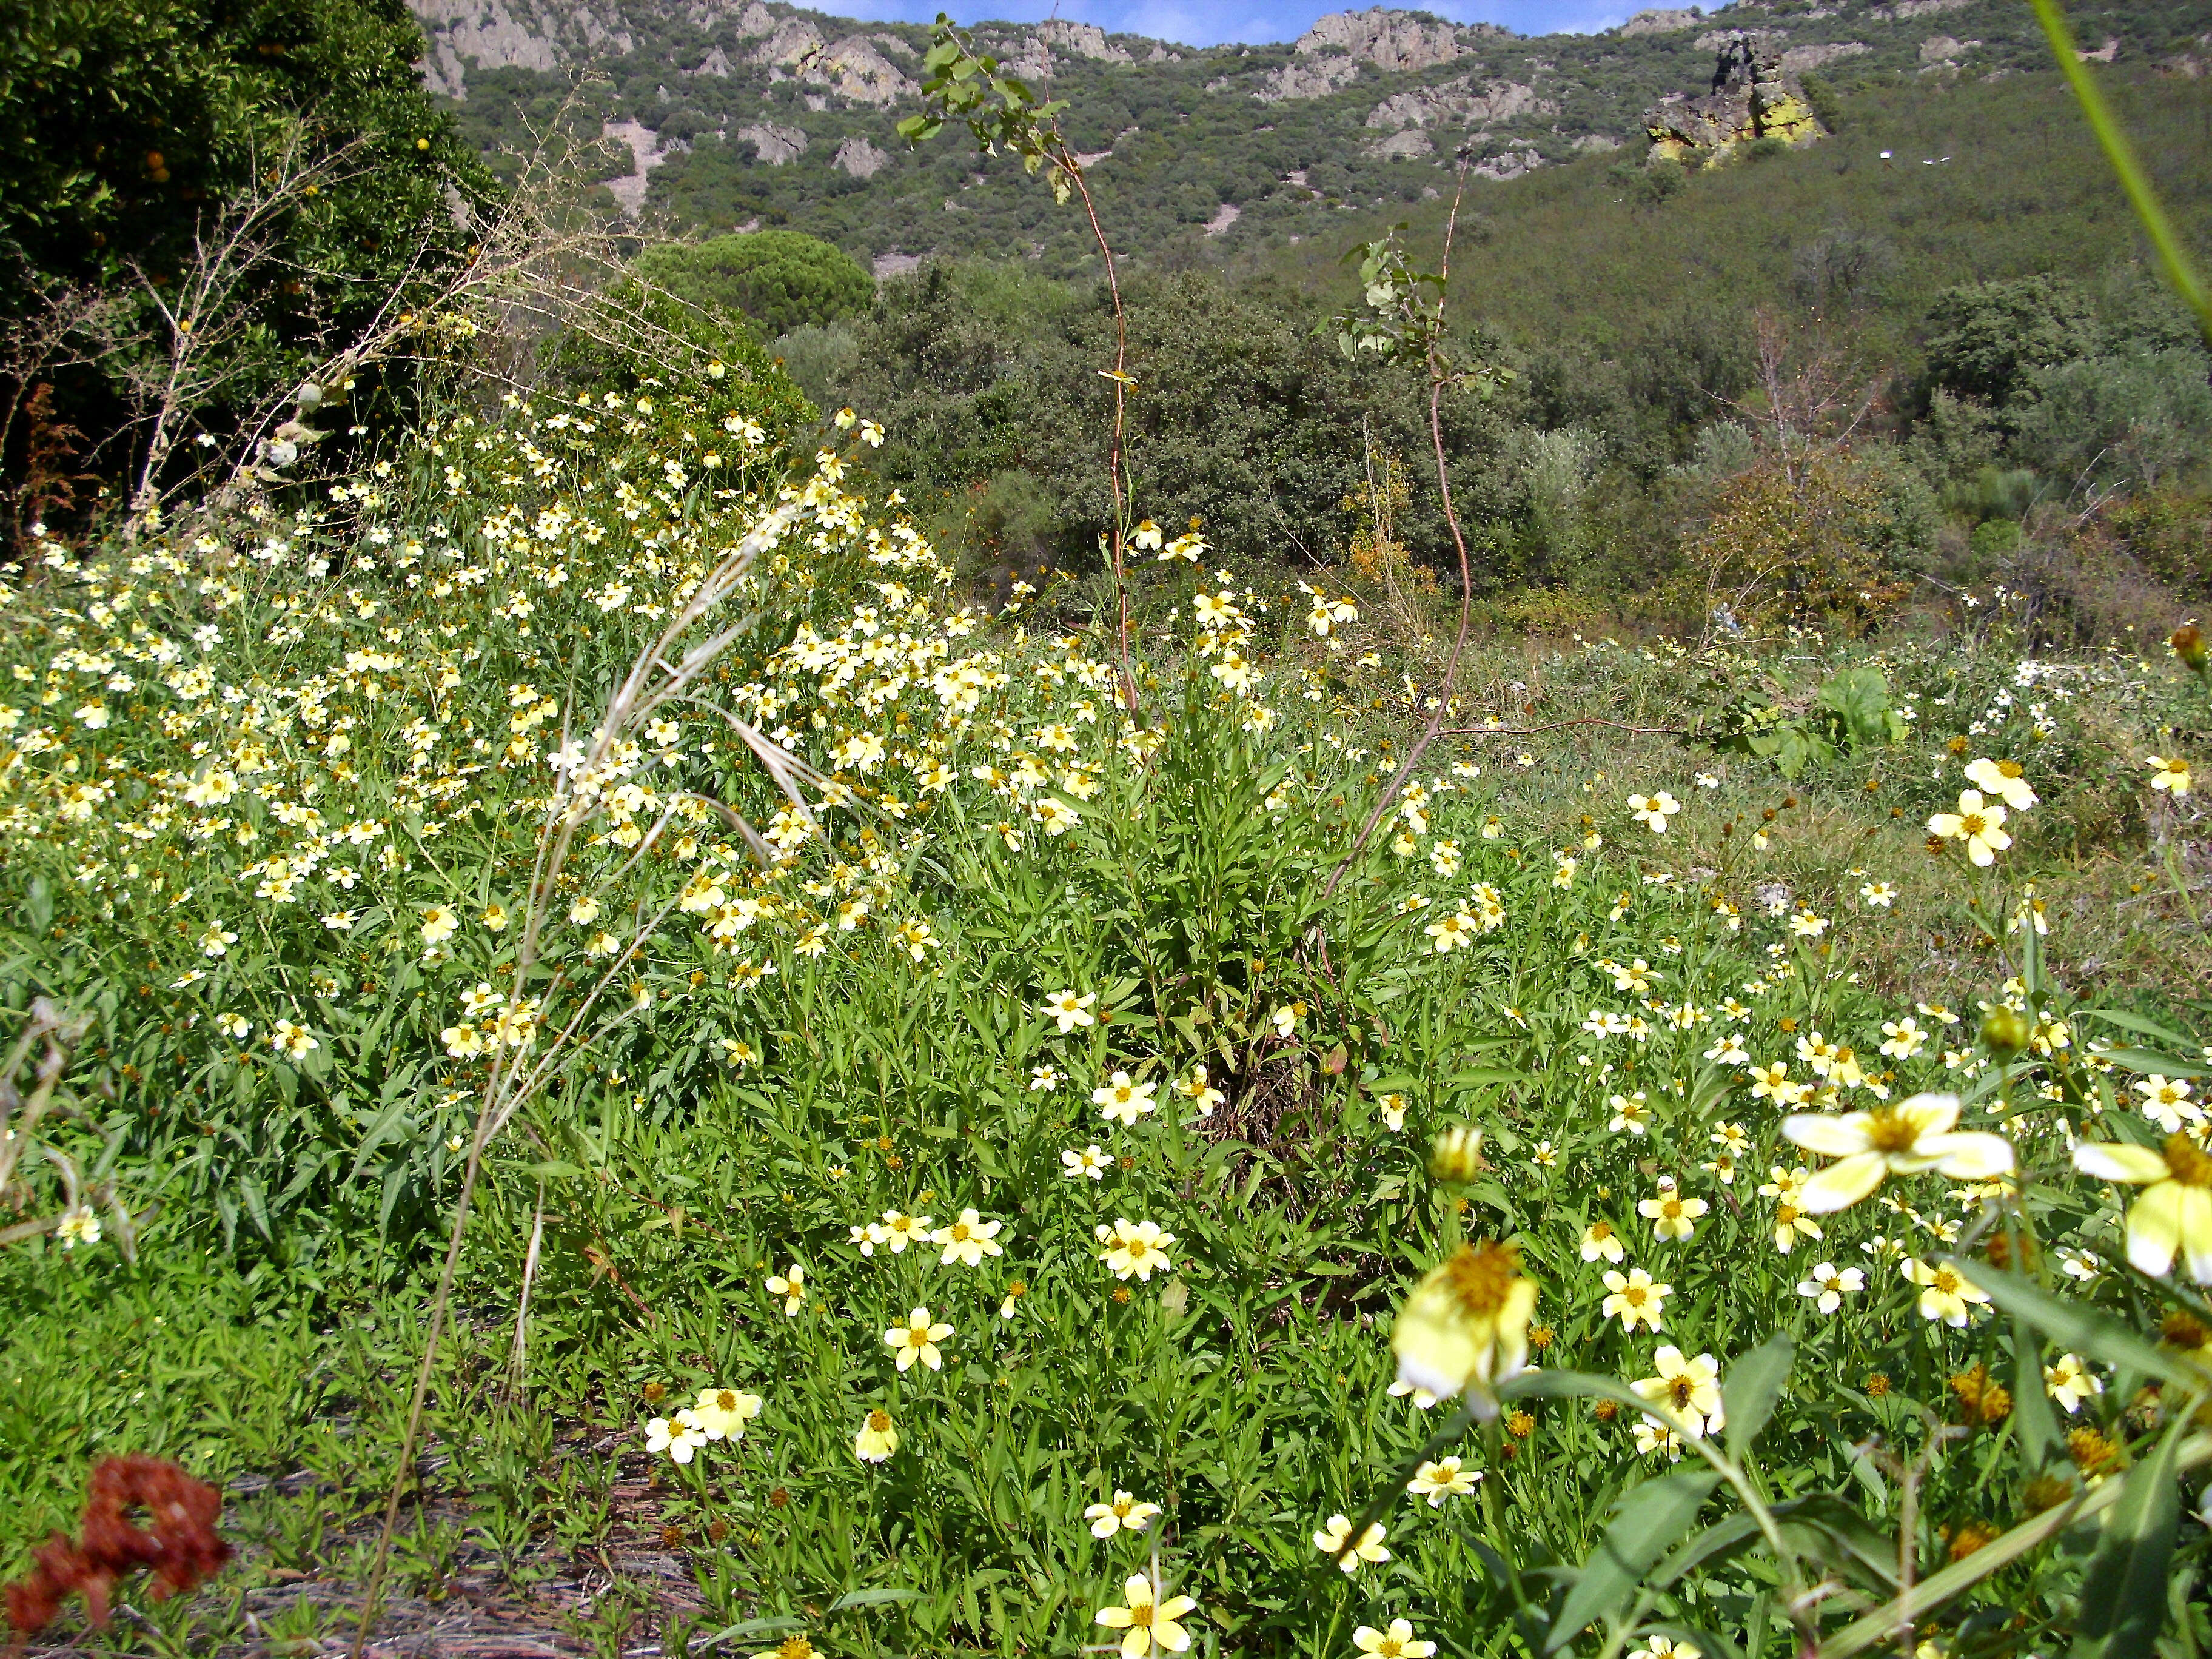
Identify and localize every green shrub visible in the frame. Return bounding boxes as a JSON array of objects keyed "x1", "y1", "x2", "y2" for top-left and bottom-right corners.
[{"x1": 634, "y1": 230, "x2": 875, "y2": 338}]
